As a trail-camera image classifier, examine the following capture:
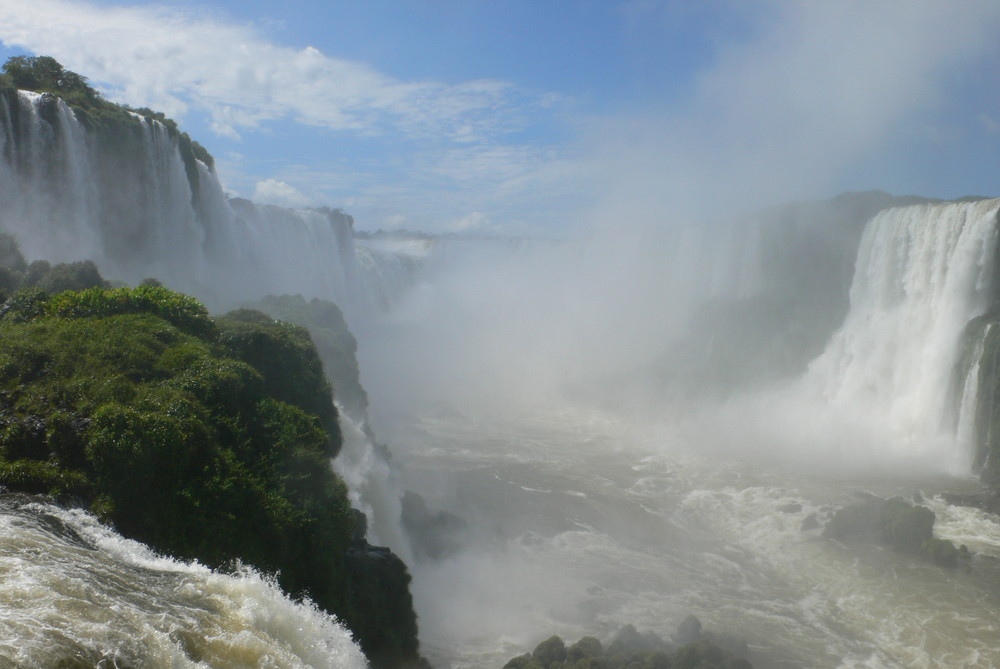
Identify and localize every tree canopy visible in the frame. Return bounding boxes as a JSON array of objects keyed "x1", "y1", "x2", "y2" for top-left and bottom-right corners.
[{"x1": 1, "y1": 55, "x2": 104, "y2": 109}]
